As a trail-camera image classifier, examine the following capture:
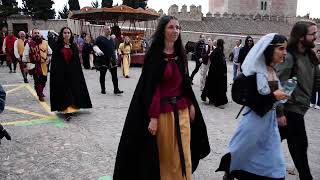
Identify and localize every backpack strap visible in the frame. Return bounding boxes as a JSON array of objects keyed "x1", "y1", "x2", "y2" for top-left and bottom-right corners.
[{"x1": 235, "y1": 105, "x2": 245, "y2": 119}]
